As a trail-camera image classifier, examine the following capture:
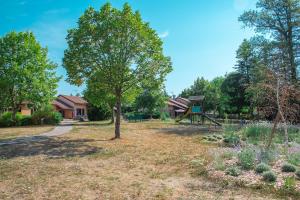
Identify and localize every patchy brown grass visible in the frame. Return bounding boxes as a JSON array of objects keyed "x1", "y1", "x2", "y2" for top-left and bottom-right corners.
[
  {"x1": 0, "y1": 121, "x2": 281, "y2": 199},
  {"x1": 0, "y1": 126, "x2": 54, "y2": 140}
]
